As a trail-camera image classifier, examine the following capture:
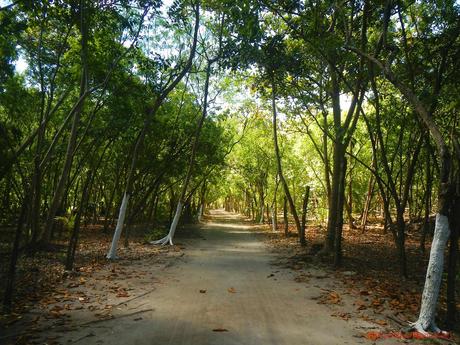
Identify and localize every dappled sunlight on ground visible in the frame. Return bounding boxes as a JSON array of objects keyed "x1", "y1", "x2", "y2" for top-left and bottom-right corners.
[{"x1": 203, "y1": 222, "x2": 250, "y2": 230}]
